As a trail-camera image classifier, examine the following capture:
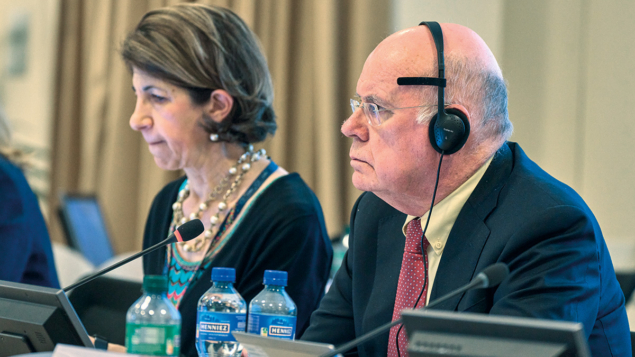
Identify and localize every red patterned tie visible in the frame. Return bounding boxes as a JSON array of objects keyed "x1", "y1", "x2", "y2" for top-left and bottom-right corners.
[{"x1": 387, "y1": 218, "x2": 429, "y2": 357}]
